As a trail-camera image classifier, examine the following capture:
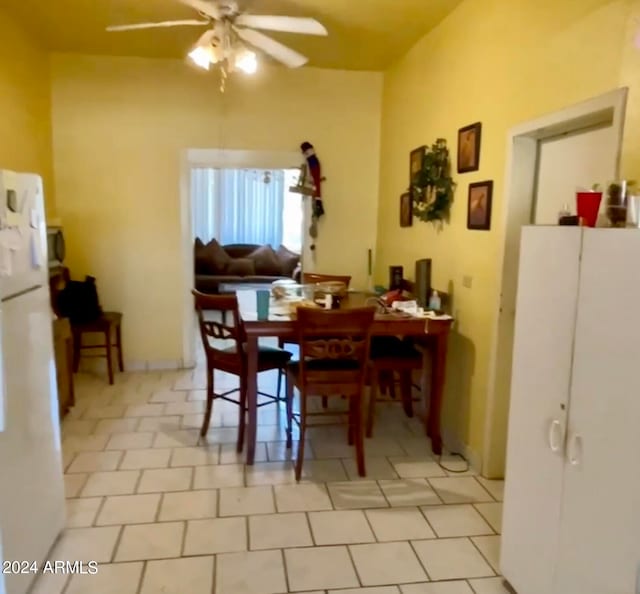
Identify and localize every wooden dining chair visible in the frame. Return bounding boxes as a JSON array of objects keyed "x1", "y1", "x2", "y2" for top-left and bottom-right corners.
[
  {"x1": 366, "y1": 336, "x2": 423, "y2": 437},
  {"x1": 285, "y1": 306, "x2": 376, "y2": 480},
  {"x1": 192, "y1": 290, "x2": 292, "y2": 452},
  {"x1": 277, "y1": 273, "x2": 353, "y2": 405}
]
